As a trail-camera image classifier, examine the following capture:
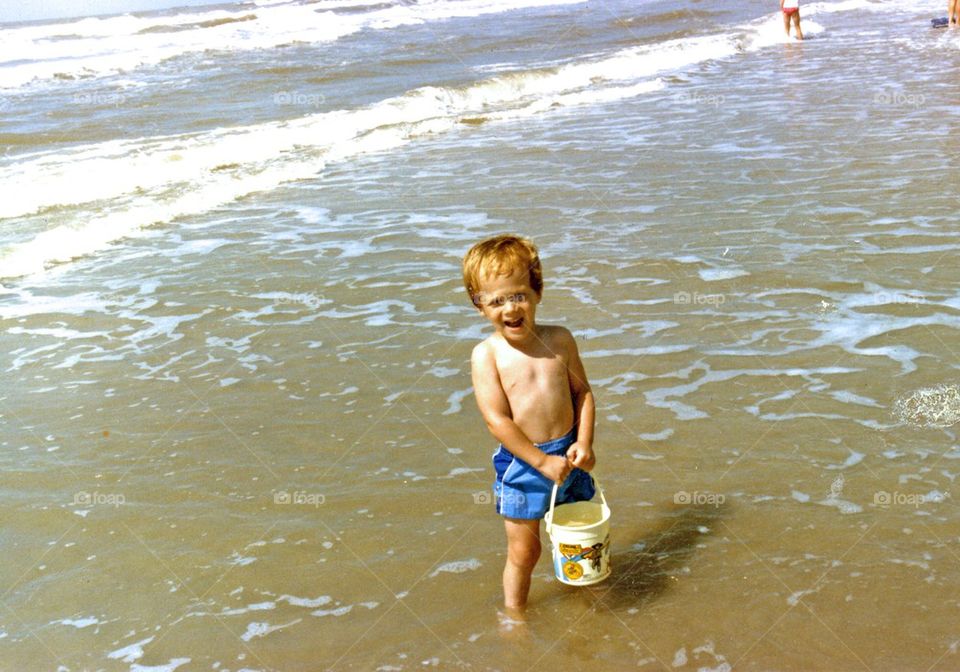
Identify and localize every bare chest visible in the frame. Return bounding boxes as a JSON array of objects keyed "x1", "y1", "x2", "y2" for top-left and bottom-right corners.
[{"x1": 495, "y1": 350, "x2": 569, "y2": 397}]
